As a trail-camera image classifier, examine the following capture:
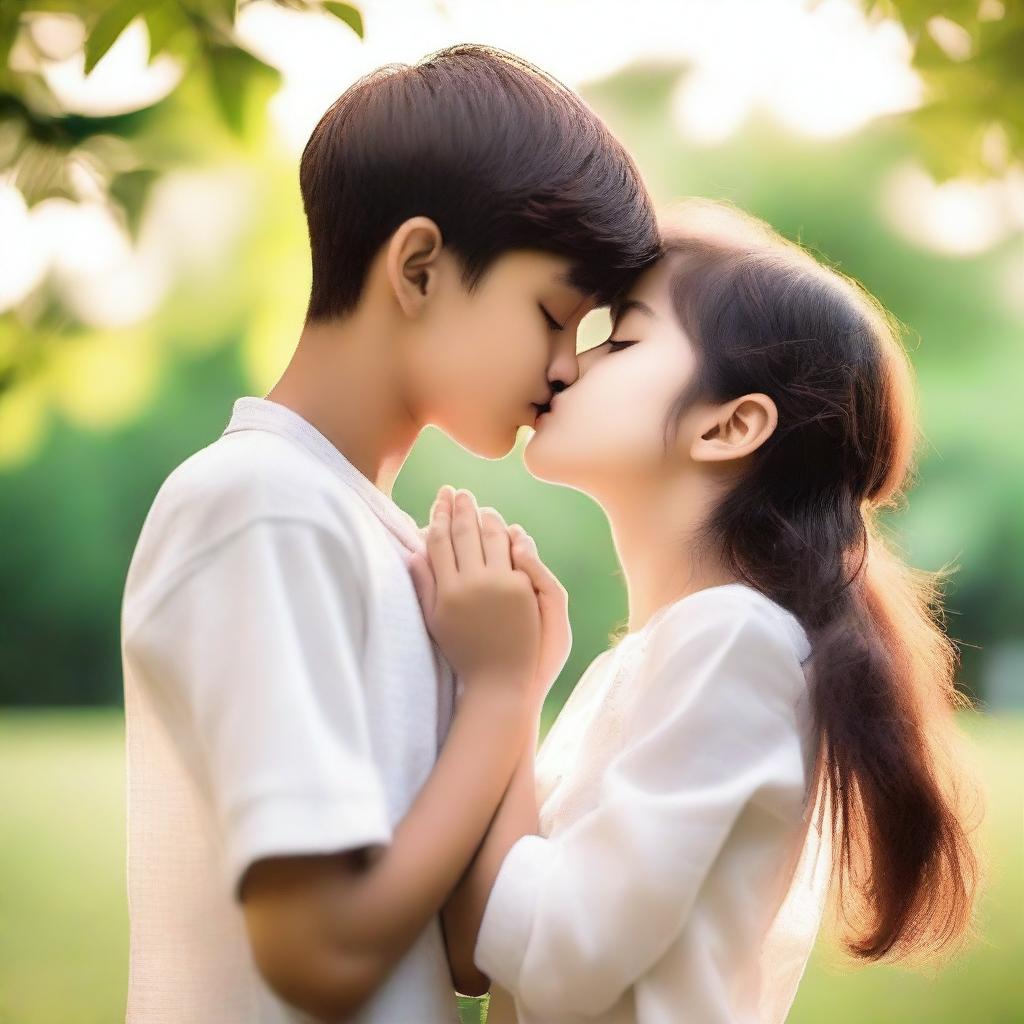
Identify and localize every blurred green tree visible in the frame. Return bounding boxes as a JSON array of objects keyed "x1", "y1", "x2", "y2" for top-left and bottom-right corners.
[
  {"x1": 872, "y1": 0, "x2": 1023, "y2": 179},
  {"x1": 0, "y1": 4, "x2": 1020, "y2": 708},
  {"x1": 1, "y1": 0, "x2": 362, "y2": 213},
  {"x1": 1, "y1": 1, "x2": 1021, "y2": 397},
  {"x1": 0, "y1": 0, "x2": 362, "y2": 396}
]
